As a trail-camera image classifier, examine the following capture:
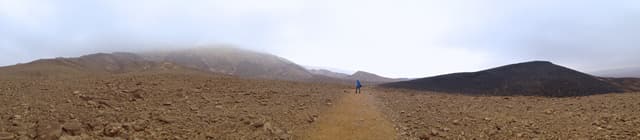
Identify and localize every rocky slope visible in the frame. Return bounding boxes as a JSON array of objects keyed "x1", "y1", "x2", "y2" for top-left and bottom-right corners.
[
  {"x1": 383, "y1": 61, "x2": 627, "y2": 97},
  {"x1": 0, "y1": 52, "x2": 189, "y2": 78},
  {"x1": 308, "y1": 69, "x2": 350, "y2": 79},
  {"x1": 141, "y1": 47, "x2": 314, "y2": 81}
]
